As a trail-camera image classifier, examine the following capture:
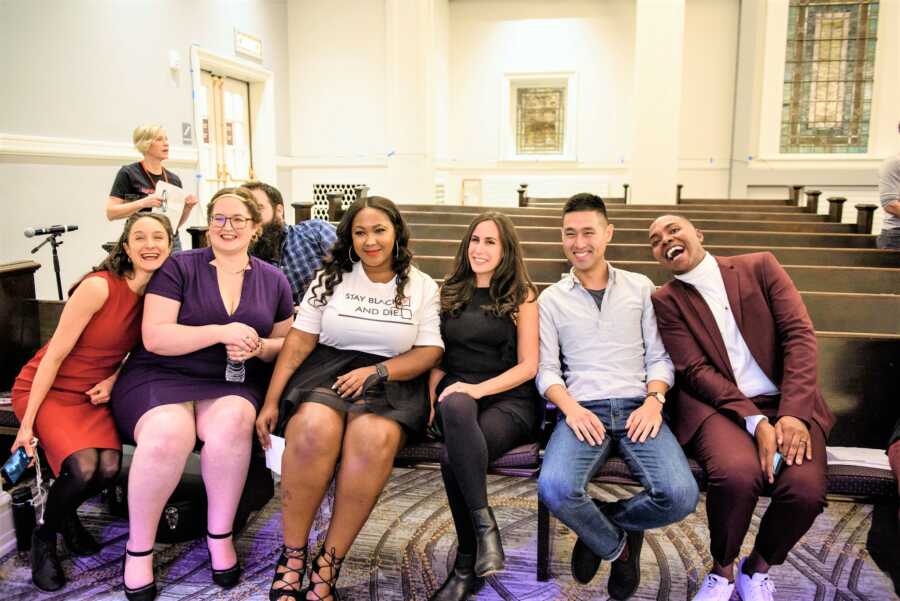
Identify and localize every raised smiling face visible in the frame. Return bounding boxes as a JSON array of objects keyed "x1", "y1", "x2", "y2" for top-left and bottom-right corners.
[{"x1": 648, "y1": 215, "x2": 706, "y2": 274}]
